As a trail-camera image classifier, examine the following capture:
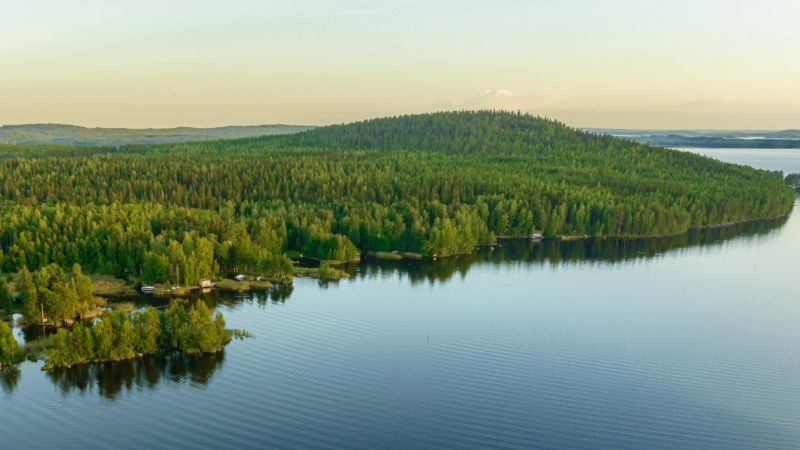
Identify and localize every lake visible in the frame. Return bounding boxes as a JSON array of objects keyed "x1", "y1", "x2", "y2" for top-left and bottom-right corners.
[
  {"x1": 677, "y1": 147, "x2": 800, "y2": 174},
  {"x1": 2, "y1": 150, "x2": 800, "y2": 449}
]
